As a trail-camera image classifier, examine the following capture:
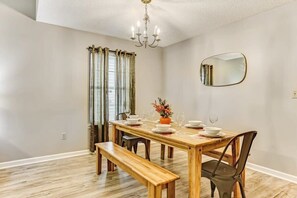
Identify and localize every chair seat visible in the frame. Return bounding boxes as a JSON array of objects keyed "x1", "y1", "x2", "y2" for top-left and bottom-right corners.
[
  {"x1": 202, "y1": 160, "x2": 236, "y2": 178},
  {"x1": 122, "y1": 135, "x2": 145, "y2": 141}
]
